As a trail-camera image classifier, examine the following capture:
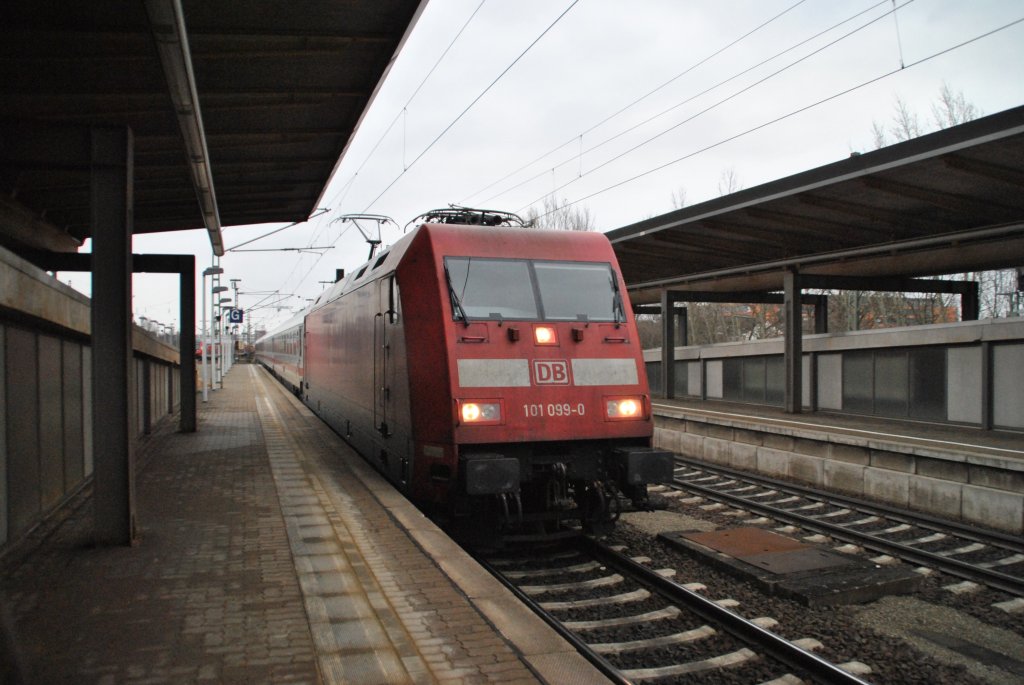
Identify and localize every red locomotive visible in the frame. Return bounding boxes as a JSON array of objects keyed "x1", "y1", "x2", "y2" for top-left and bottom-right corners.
[{"x1": 256, "y1": 208, "x2": 671, "y2": 531}]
